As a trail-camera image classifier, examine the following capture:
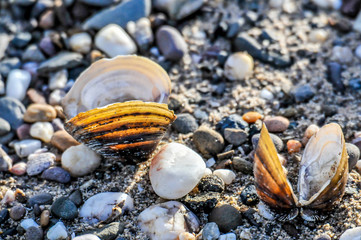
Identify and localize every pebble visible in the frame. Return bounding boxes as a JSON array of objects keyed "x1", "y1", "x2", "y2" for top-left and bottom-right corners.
[
  {"x1": 23, "y1": 104, "x2": 57, "y2": 122},
  {"x1": 302, "y1": 124, "x2": 320, "y2": 145},
  {"x1": 315, "y1": 234, "x2": 332, "y2": 240},
  {"x1": 39, "y1": 10, "x2": 55, "y2": 29},
  {"x1": 39, "y1": 37, "x2": 56, "y2": 56},
  {"x1": 202, "y1": 222, "x2": 220, "y2": 240},
  {"x1": 27, "y1": 89, "x2": 47, "y2": 104},
  {"x1": 193, "y1": 126, "x2": 225, "y2": 157},
  {"x1": 0, "y1": 33, "x2": 10, "y2": 60},
  {"x1": 61, "y1": 144, "x2": 101, "y2": 177},
  {"x1": 0, "y1": 58, "x2": 21, "y2": 78},
  {"x1": 287, "y1": 140, "x2": 302, "y2": 154},
  {"x1": 232, "y1": 157, "x2": 253, "y2": 174},
  {"x1": 0, "y1": 77, "x2": 4, "y2": 95},
  {"x1": 224, "y1": 52, "x2": 254, "y2": 80},
  {"x1": 264, "y1": 116, "x2": 290, "y2": 133},
  {"x1": 16, "y1": 124, "x2": 31, "y2": 139},
  {"x1": 11, "y1": 32, "x2": 31, "y2": 48},
  {"x1": 172, "y1": 113, "x2": 199, "y2": 134},
  {"x1": 216, "y1": 114, "x2": 249, "y2": 135},
  {"x1": 138, "y1": 201, "x2": 200, "y2": 239},
  {"x1": 341, "y1": 0, "x2": 361, "y2": 17},
  {"x1": 73, "y1": 234, "x2": 101, "y2": 240},
  {"x1": 0, "y1": 147, "x2": 12, "y2": 171},
  {"x1": 40, "y1": 209, "x2": 50, "y2": 227},
  {"x1": 5, "y1": 69, "x2": 31, "y2": 101},
  {"x1": 0, "y1": 118, "x2": 11, "y2": 136},
  {"x1": 47, "y1": 221, "x2": 68, "y2": 240},
  {"x1": 150, "y1": 143, "x2": 206, "y2": 199},
  {"x1": 28, "y1": 193, "x2": 53, "y2": 207},
  {"x1": 198, "y1": 174, "x2": 225, "y2": 193},
  {"x1": 219, "y1": 233, "x2": 237, "y2": 240},
  {"x1": 348, "y1": 78, "x2": 361, "y2": 90},
  {"x1": 20, "y1": 218, "x2": 39, "y2": 230},
  {"x1": 156, "y1": 25, "x2": 188, "y2": 61},
  {"x1": 0, "y1": 97, "x2": 25, "y2": 129},
  {"x1": 208, "y1": 204, "x2": 242, "y2": 232},
  {"x1": 309, "y1": 29, "x2": 328, "y2": 43},
  {"x1": 327, "y1": 62, "x2": 345, "y2": 92},
  {"x1": 9, "y1": 162, "x2": 27, "y2": 175},
  {"x1": 127, "y1": 17, "x2": 153, "y2": 51},
  {"x1": 332, "y1": 46, "x2": 353, "y2": 63},
  {"x1": 224, "y1": 128, "x2": 248, "y2": 146},
  {"x1": 346, "y1": 143, "x2": 360, "y2": 170},
  {"x1": 354, "y1": 11, "x2": 361, "y2": 32},
  {"x1": 293, "y1": 84, "x2": 315, "y2": 102},
  {"x1": 51, "y1": 130, "x2": 79, "y2": 152},
  {"x1": 95, "y1": 24, "x2": 137, "y2": 57},
  {"x1": 154, "y1": 0, "x2": 203, "y2": 20},
  {"x1": 79, "y1": 192, "x2": 133, "y2": 224},
  {"x1": 30, "y1": 122, "x2": 54, "y2": 143},
  {"x1": 51, "y1": 196, "x2": 78, "y2": 220},
  {"x1": 25, "y1": 226, "x2": 43, "y2": 240},
  {"x1": 41, "y1": 167, "x2": 71, "y2": 183},
  {"x1": 14, "y1": 139, "x2": 42, "y2": 158},
  {"x1": 69, "y1": 32, "x2": 92, "y2": 54},
  {"x1": 49, "y1": 70, "x2": 68, "y2": 90},
  {"x1": 252, "y1": 133, "x2": 283, "y2": 151},
  {"x1": 84, "y1": 222, "x2": 125, "y2": 240},
  {"x1": 37, "y1": 52, "x2": 83, "y2": 75},
  {"x1": 242, "y1": 112, "x2": 262, "y2": 124},
  {"x1": 48, "y1": 89, "x2": 66, "y2": 105},
  {"x1": 355, "y1": 45, "x2": 361, "y2": 59},
  {"x1": 9, "y1": 204, "x2": 26, "y2": 220},
  {"x1": 240, "y1": 185, "x2": 259, "y2": 206},
  {"x1": 22, "y1": 44, "x2": 46, "y2": 62},
  {"x1": 213, "y1": 169, "x2": 236, "y2": 185},
  {"x1": 26, "y1": 152, "x2": 55, "y2": 176},
  {"x1": 0, "y1": 209, "x2": 9, "y2": 224},
  {"x1": 339, "y1": 227, "x2": 361, "y2": 240},
  {"x1": 68, "y1": 190, "x2": 83, "y2": 207}
]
